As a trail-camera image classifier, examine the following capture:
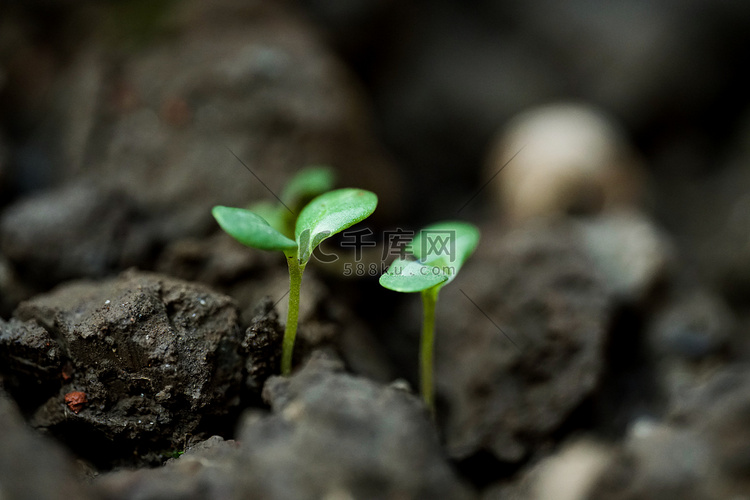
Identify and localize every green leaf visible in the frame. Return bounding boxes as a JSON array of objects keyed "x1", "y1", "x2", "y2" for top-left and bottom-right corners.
[
  {"x1": 246, "y1": 201, "x2": 289, "y2": 236},
  {"x1": 295, "y1": 188, "x2": 378, "y2": 264},
  {"x1": 408, "y1": 221, "x2": 479, "y2": 284},
  {"x1": 379, "y1": 221, "x2": 480, "y2": 293},
  {"x1": 379, "y1": 259, "x2": 448, "y2": 292},
  {"x1": 212, "y1": 206, "x2": 297, "y2": 251},
  {"x1": 281, "y1": 166, "x2": 336, "y2": 209}
]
